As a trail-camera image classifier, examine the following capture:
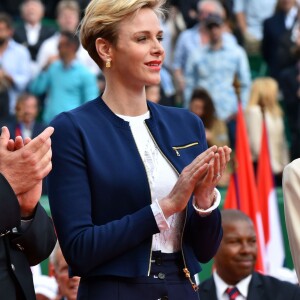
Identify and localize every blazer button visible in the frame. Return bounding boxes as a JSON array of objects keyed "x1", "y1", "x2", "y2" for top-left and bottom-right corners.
[
  {"x1": 11, "y1": 264, "x2": 15, "y2": 271},
  {"x1": 158, "y1": 272, "x2": 165, "y2": 280}
]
